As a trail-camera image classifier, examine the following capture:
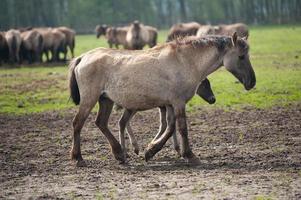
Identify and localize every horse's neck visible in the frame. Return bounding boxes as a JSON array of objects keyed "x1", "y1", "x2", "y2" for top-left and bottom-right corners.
[
  {"x1": 179, "y1": 46, "x2": 224, "y2": 82},
  {"x1": 200, "y1": 50, "x2": 224, "y2": 79}
]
